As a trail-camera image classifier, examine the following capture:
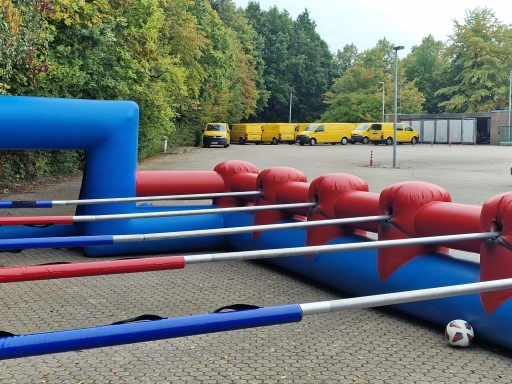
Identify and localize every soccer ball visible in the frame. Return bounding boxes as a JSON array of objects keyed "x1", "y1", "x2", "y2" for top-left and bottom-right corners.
[{"x1": 445, "y1": 319, "x2": 474, "y2": 347}]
